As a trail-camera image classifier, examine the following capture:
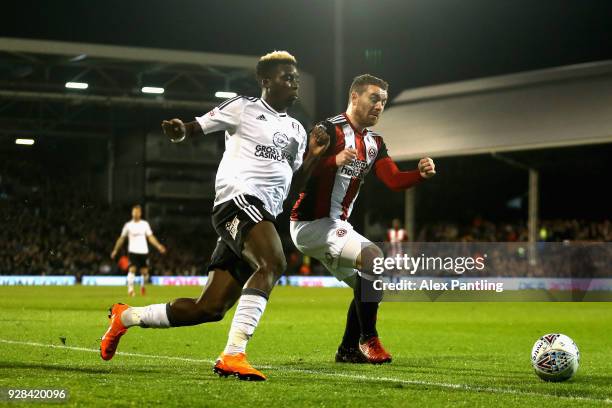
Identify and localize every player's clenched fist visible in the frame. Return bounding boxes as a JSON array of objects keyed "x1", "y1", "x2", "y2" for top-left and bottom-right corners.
[
  {"x1": 336, "y1": 148, "x2": 357, "y2": 166},
  {"x1": 161, "y1": 118, "x2": 186, "y2": 143},
  {"x1": 418, "y1": 157, "x2": 436, "y2": 178},
  {"x1": 308, "y1": 124, "x2": 330, "y2": 157}
]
